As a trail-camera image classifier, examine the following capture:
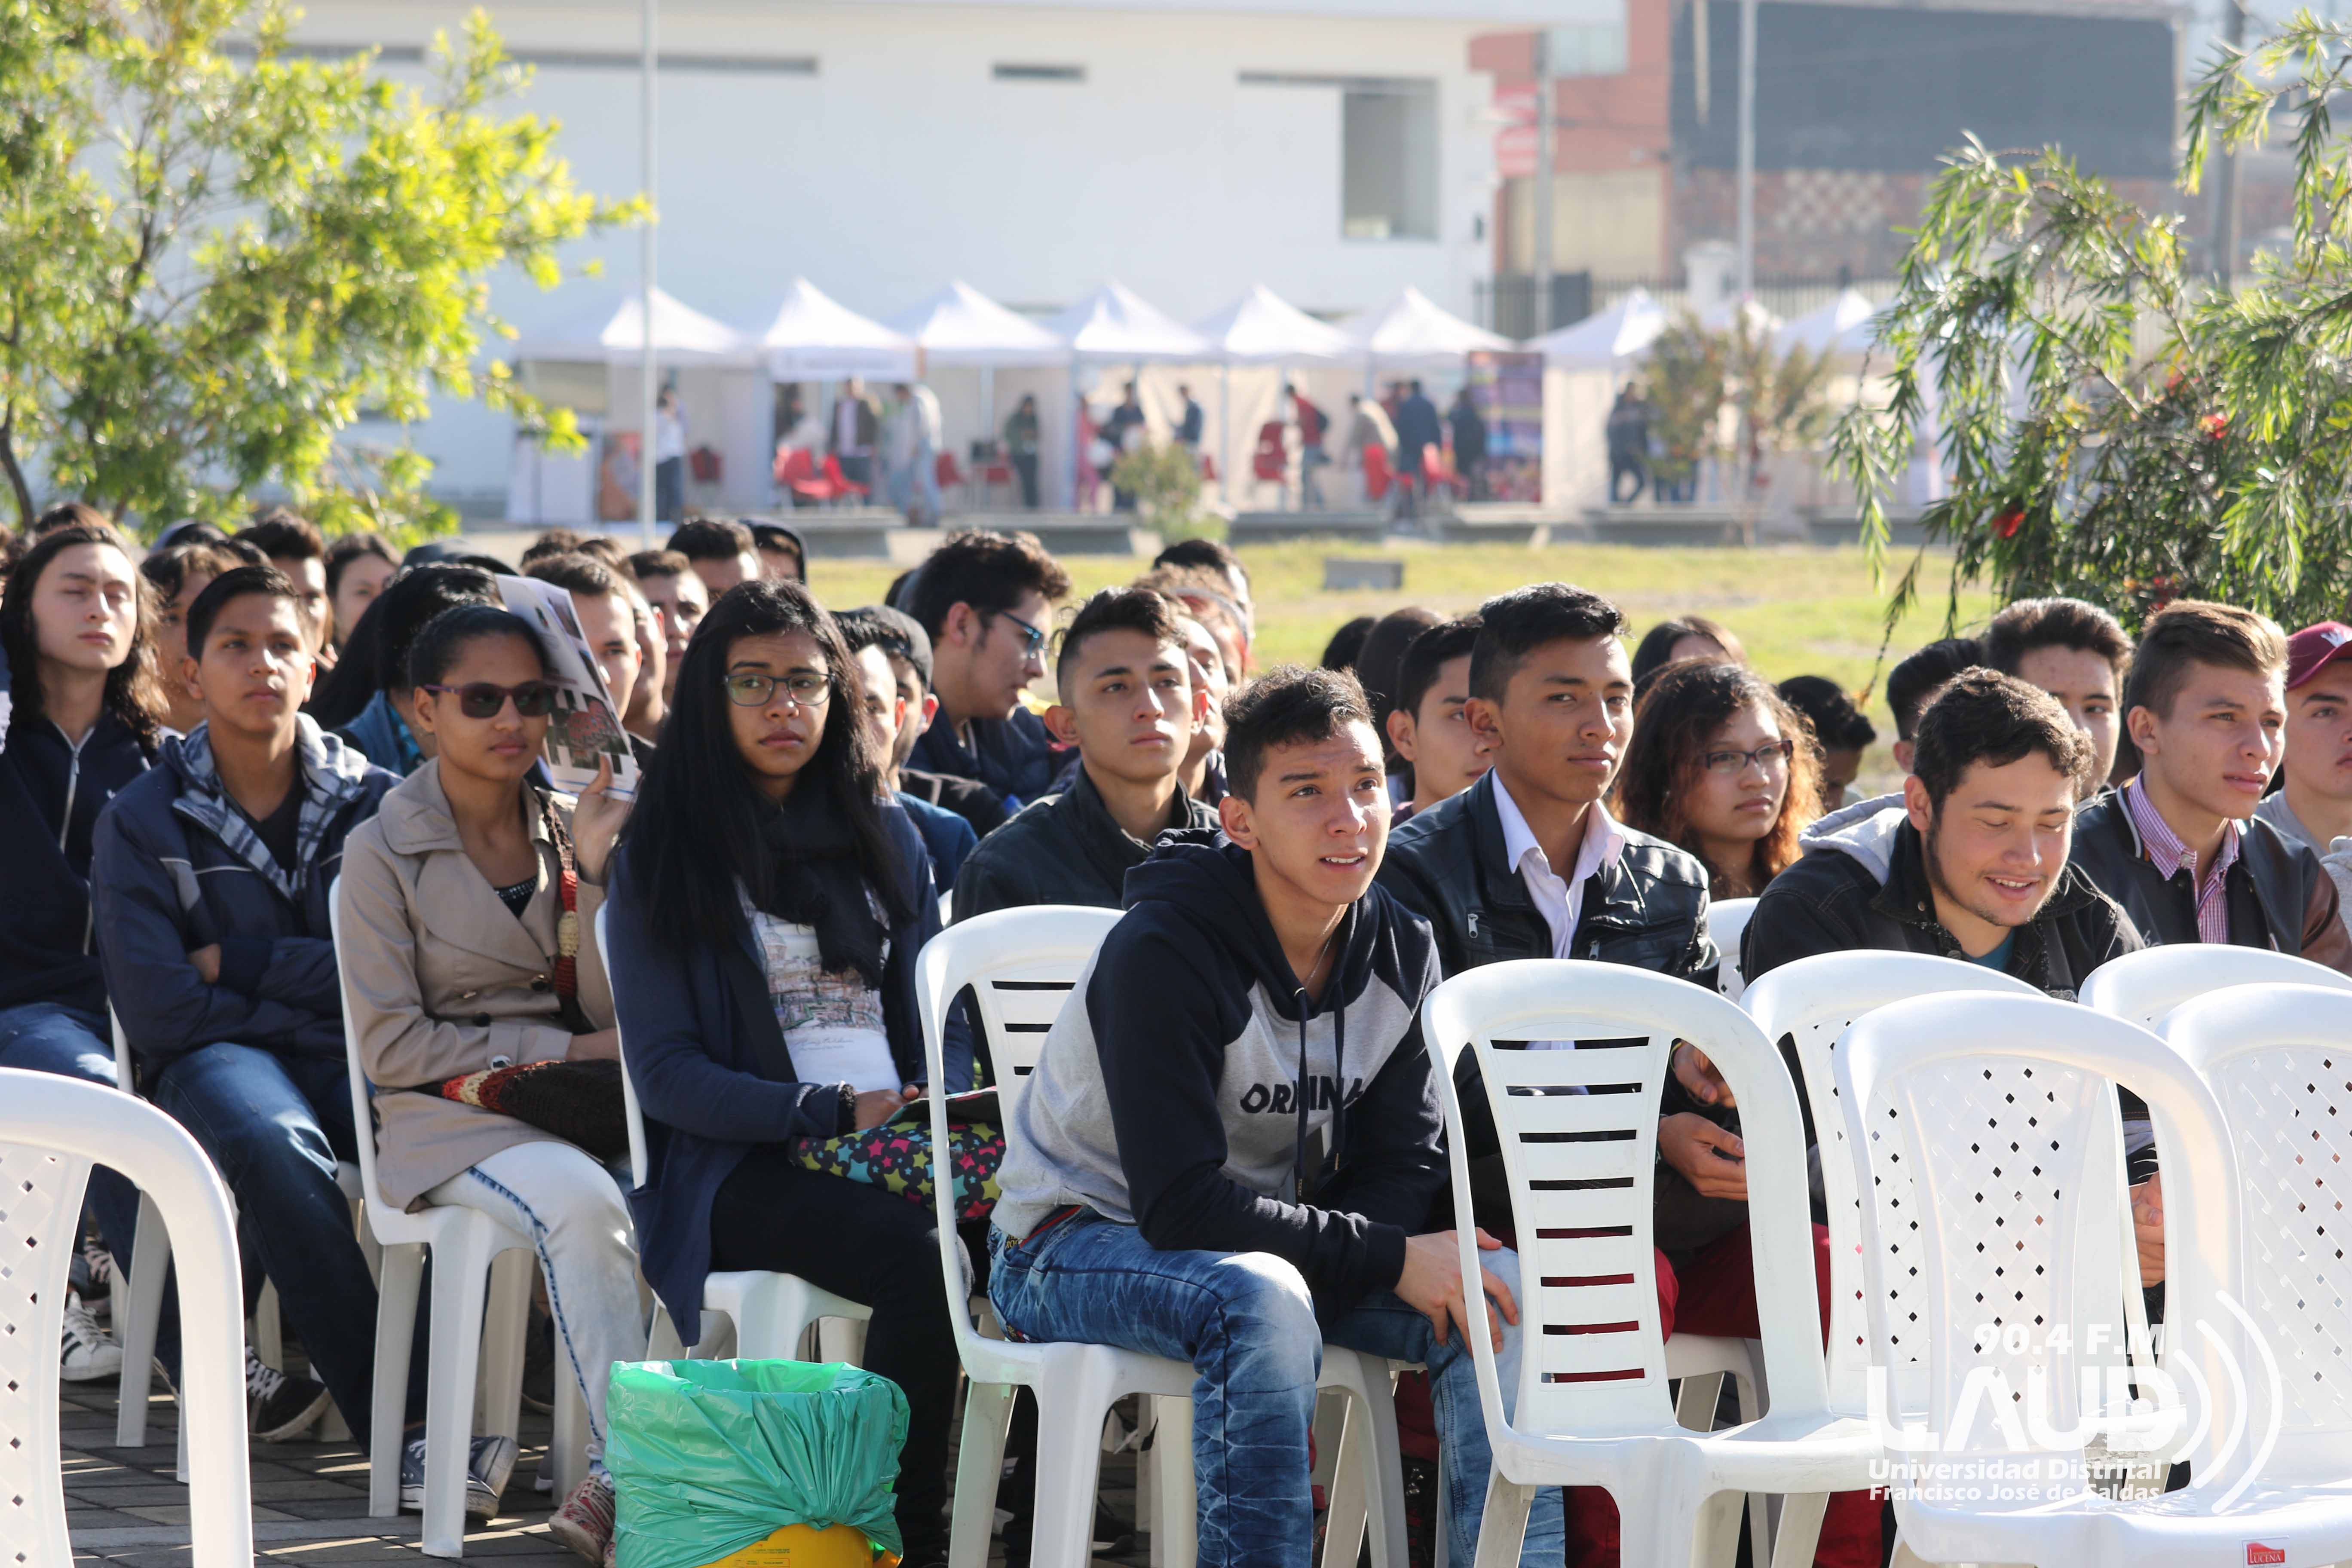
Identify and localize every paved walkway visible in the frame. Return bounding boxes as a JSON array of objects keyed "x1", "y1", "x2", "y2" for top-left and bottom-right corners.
[{"x1": 61, "y1": 1377, "x2": 1150, "y2": 1566}]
